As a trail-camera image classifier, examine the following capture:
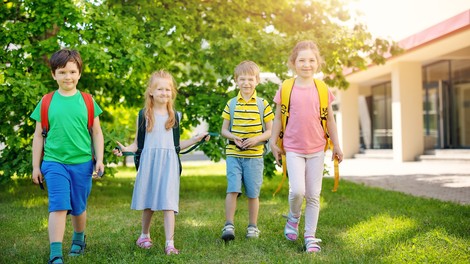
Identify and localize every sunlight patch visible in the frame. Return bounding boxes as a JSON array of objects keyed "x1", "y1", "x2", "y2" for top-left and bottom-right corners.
[
  {"x1": 21, "y1": 197, "x2": 48, "y2": 208},
  {"x1": 342, "y1": 214, "x2": 416, "y2": 252},
  {"x1": 182, "y1": 218, "x2": 208, "y2": 228},
  {"x1": 383, "y1": 228, "x2": 470, "y2": 263}
]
